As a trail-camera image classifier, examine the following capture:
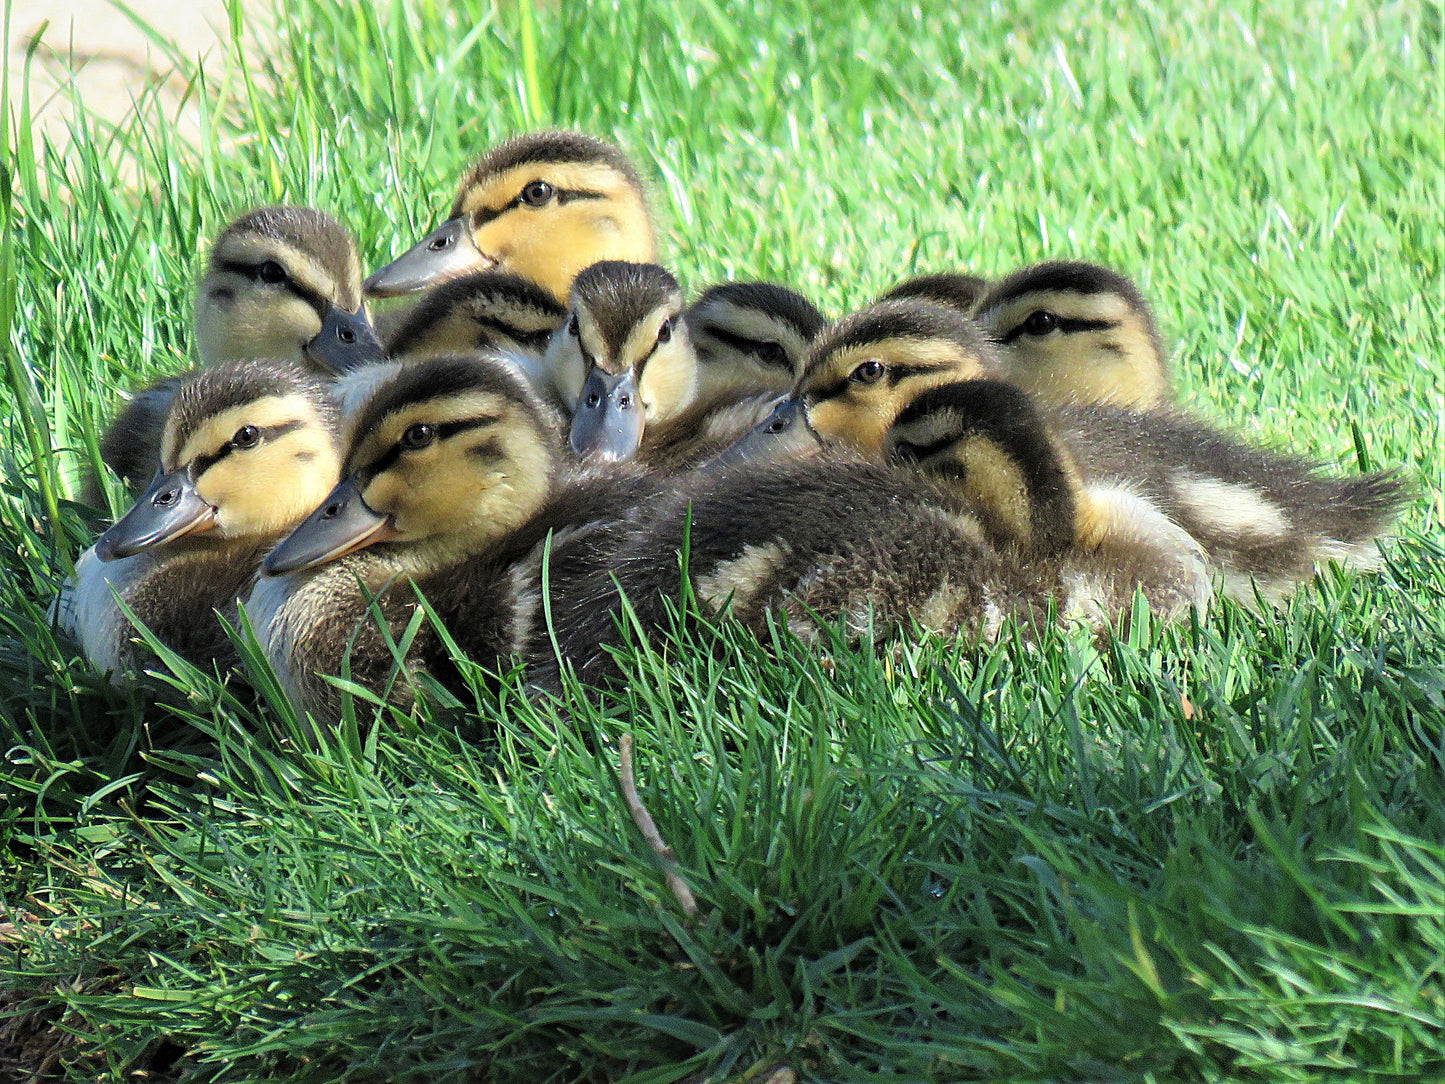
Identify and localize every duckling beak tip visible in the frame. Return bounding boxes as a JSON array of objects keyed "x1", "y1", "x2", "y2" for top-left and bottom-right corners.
[
  {"x1": 568, "y1": 368, "x2": 646, "y2": 462},
  {"x1": 305, "y1": 305, "x2": 384, "y2": 373},
  {"x1": 362, "y1": 217, "x2": 490, "y2": 298}
]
